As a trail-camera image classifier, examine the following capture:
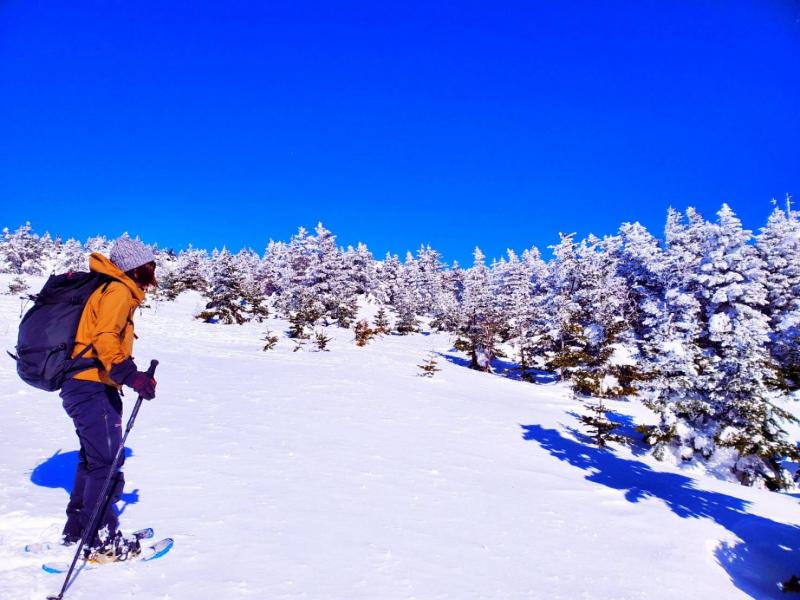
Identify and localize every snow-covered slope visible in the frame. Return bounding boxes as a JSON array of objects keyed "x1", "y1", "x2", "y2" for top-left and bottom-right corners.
[{"x1": 1, "y1": 280, "x2": 799, "y2": 599}]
